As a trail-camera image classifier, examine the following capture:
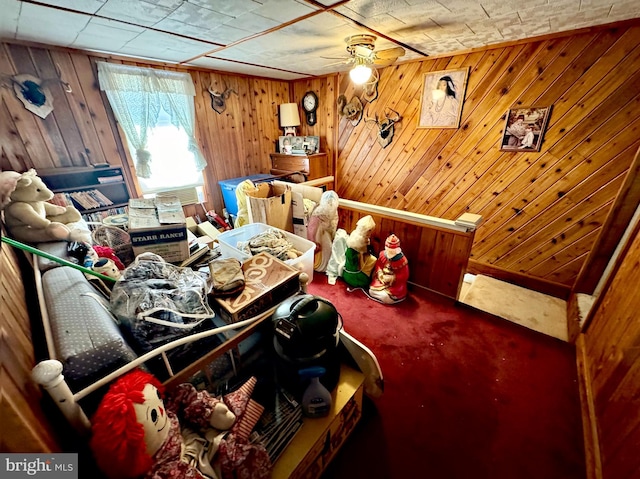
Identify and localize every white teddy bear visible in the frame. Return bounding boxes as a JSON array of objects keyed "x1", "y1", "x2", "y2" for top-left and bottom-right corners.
[{"x1": 3, "y1": 168, "x2": 91, "y2": 244}]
